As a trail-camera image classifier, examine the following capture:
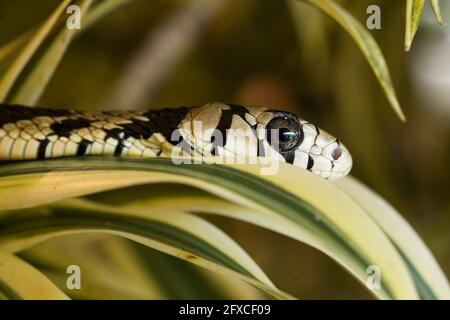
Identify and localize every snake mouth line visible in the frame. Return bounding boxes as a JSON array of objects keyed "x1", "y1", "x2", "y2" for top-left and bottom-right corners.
[{"x1": 316, "y1": 169, "x2": 349, "y2": 175}]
